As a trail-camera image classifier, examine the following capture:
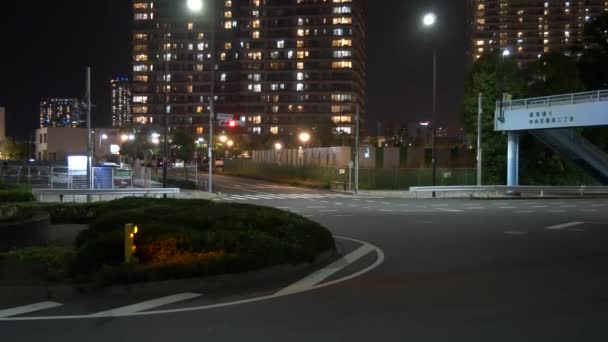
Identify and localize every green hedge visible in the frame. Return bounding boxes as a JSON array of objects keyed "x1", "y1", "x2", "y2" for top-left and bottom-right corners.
[
  {"x1": 0, "y1": 184, "x2": 34, "y2": 203},
  {"x1": 17, "y1": 198, "x2": 335, "y2": 285}
]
